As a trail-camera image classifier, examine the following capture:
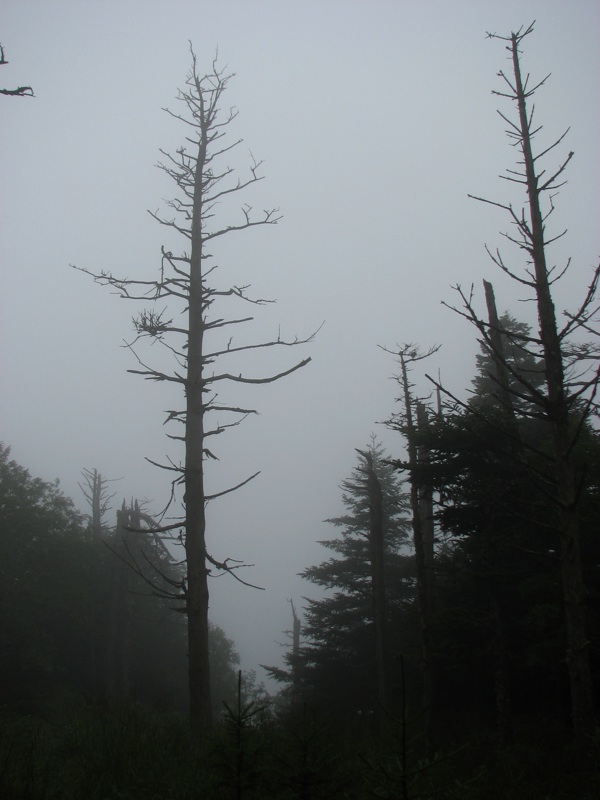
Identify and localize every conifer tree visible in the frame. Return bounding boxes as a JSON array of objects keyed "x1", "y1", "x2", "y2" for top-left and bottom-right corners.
[
  {"x1": 292, "y1": 439, "x2": 413, "y2": 721},
  {"x1": 450, "y1": 23, "x2": 600, "y2": 746}
]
